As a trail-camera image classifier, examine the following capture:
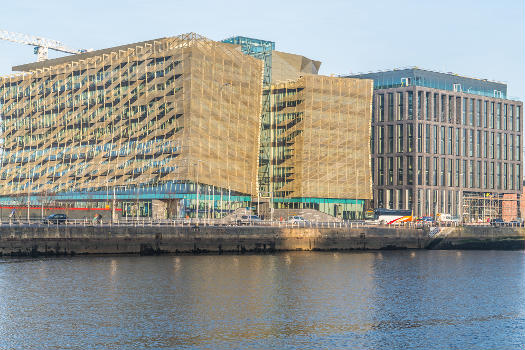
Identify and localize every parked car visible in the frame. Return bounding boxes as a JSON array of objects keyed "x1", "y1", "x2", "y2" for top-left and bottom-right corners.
[
  {"x1": 287, "y1": 216, "x2": 308, "y2": 224},
  {"x1": 508, "y1": 219, "x2": 523, "y2": 227},
  {"x1": 437, "y1": 213, "x2": 461, "y2": 224},
  {"x1": 418, "y1": 216, "x2": 434, "y2": 224},
  {"x1": 236, "y1": 215, "x2": 262, "y2": 225},
  {"x1": 489, "y1": 218, "x2": 505, "y2": 226},
  {"x1": 43, "y1": 214, "x2": 67, "y2": 224}
]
